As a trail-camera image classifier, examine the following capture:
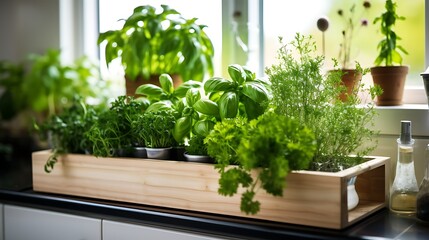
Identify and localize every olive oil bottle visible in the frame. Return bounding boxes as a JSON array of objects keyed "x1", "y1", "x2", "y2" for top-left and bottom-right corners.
[{"x1": 390, "y1": 121, "x2": 419, "y2": 215}]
